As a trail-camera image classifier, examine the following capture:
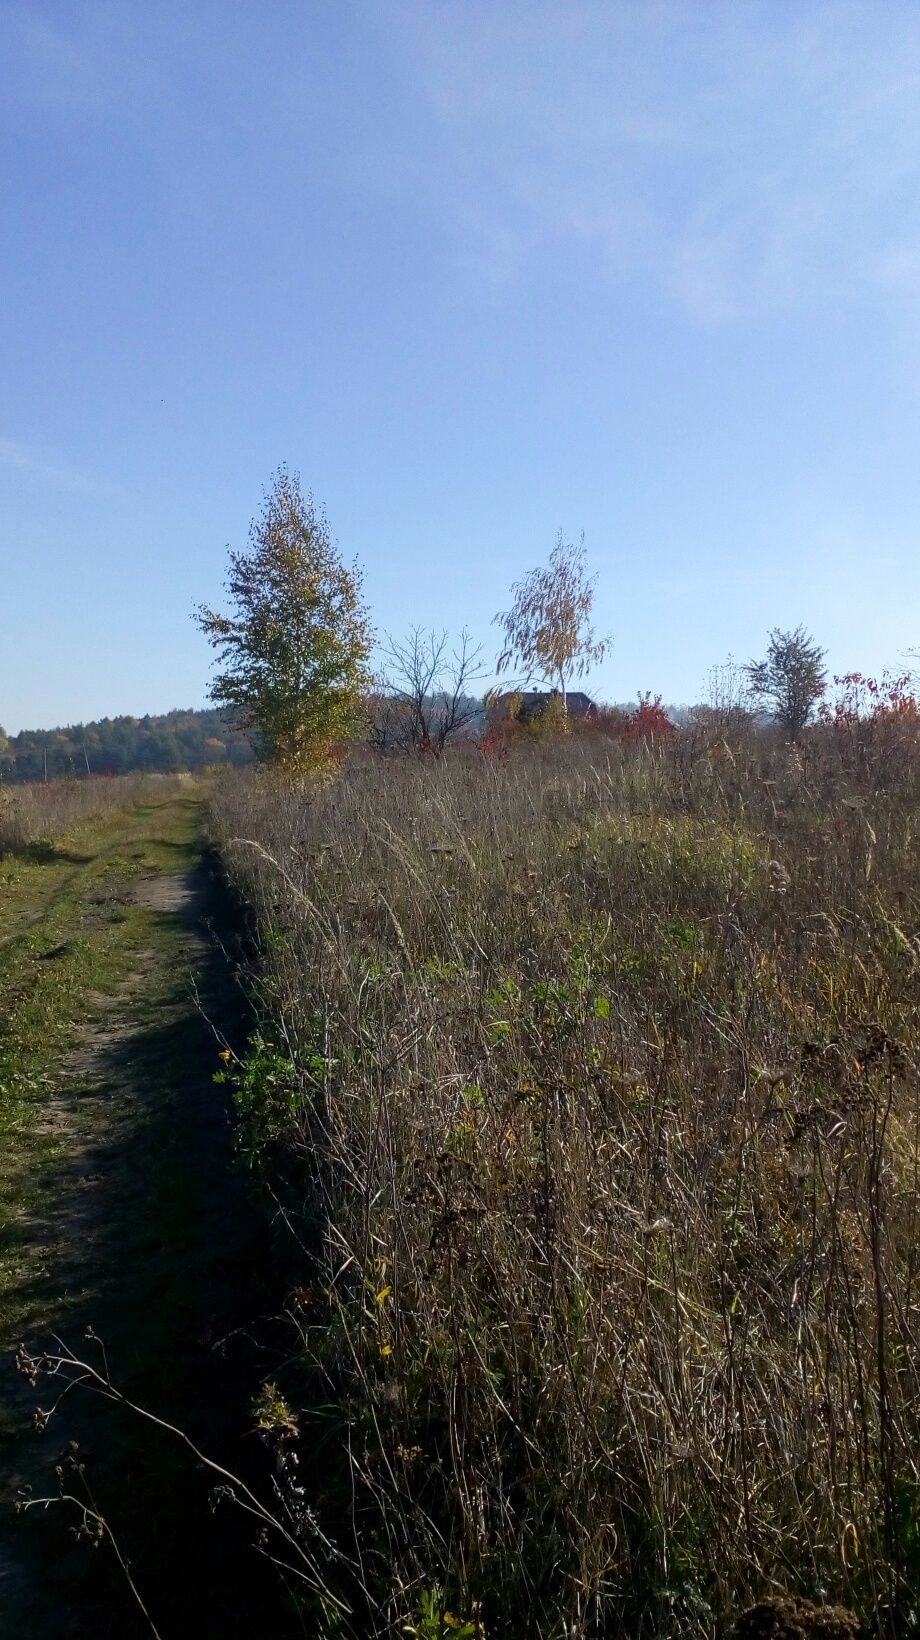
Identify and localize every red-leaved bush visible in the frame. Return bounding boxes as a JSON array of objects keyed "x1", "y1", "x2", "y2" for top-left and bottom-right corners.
[
  {"x1": 629, "y1": 691, "x2": 675, "y2": 741},
  {"x1": 822, "y1": 671, "x2": 920, "y2": 731}
]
